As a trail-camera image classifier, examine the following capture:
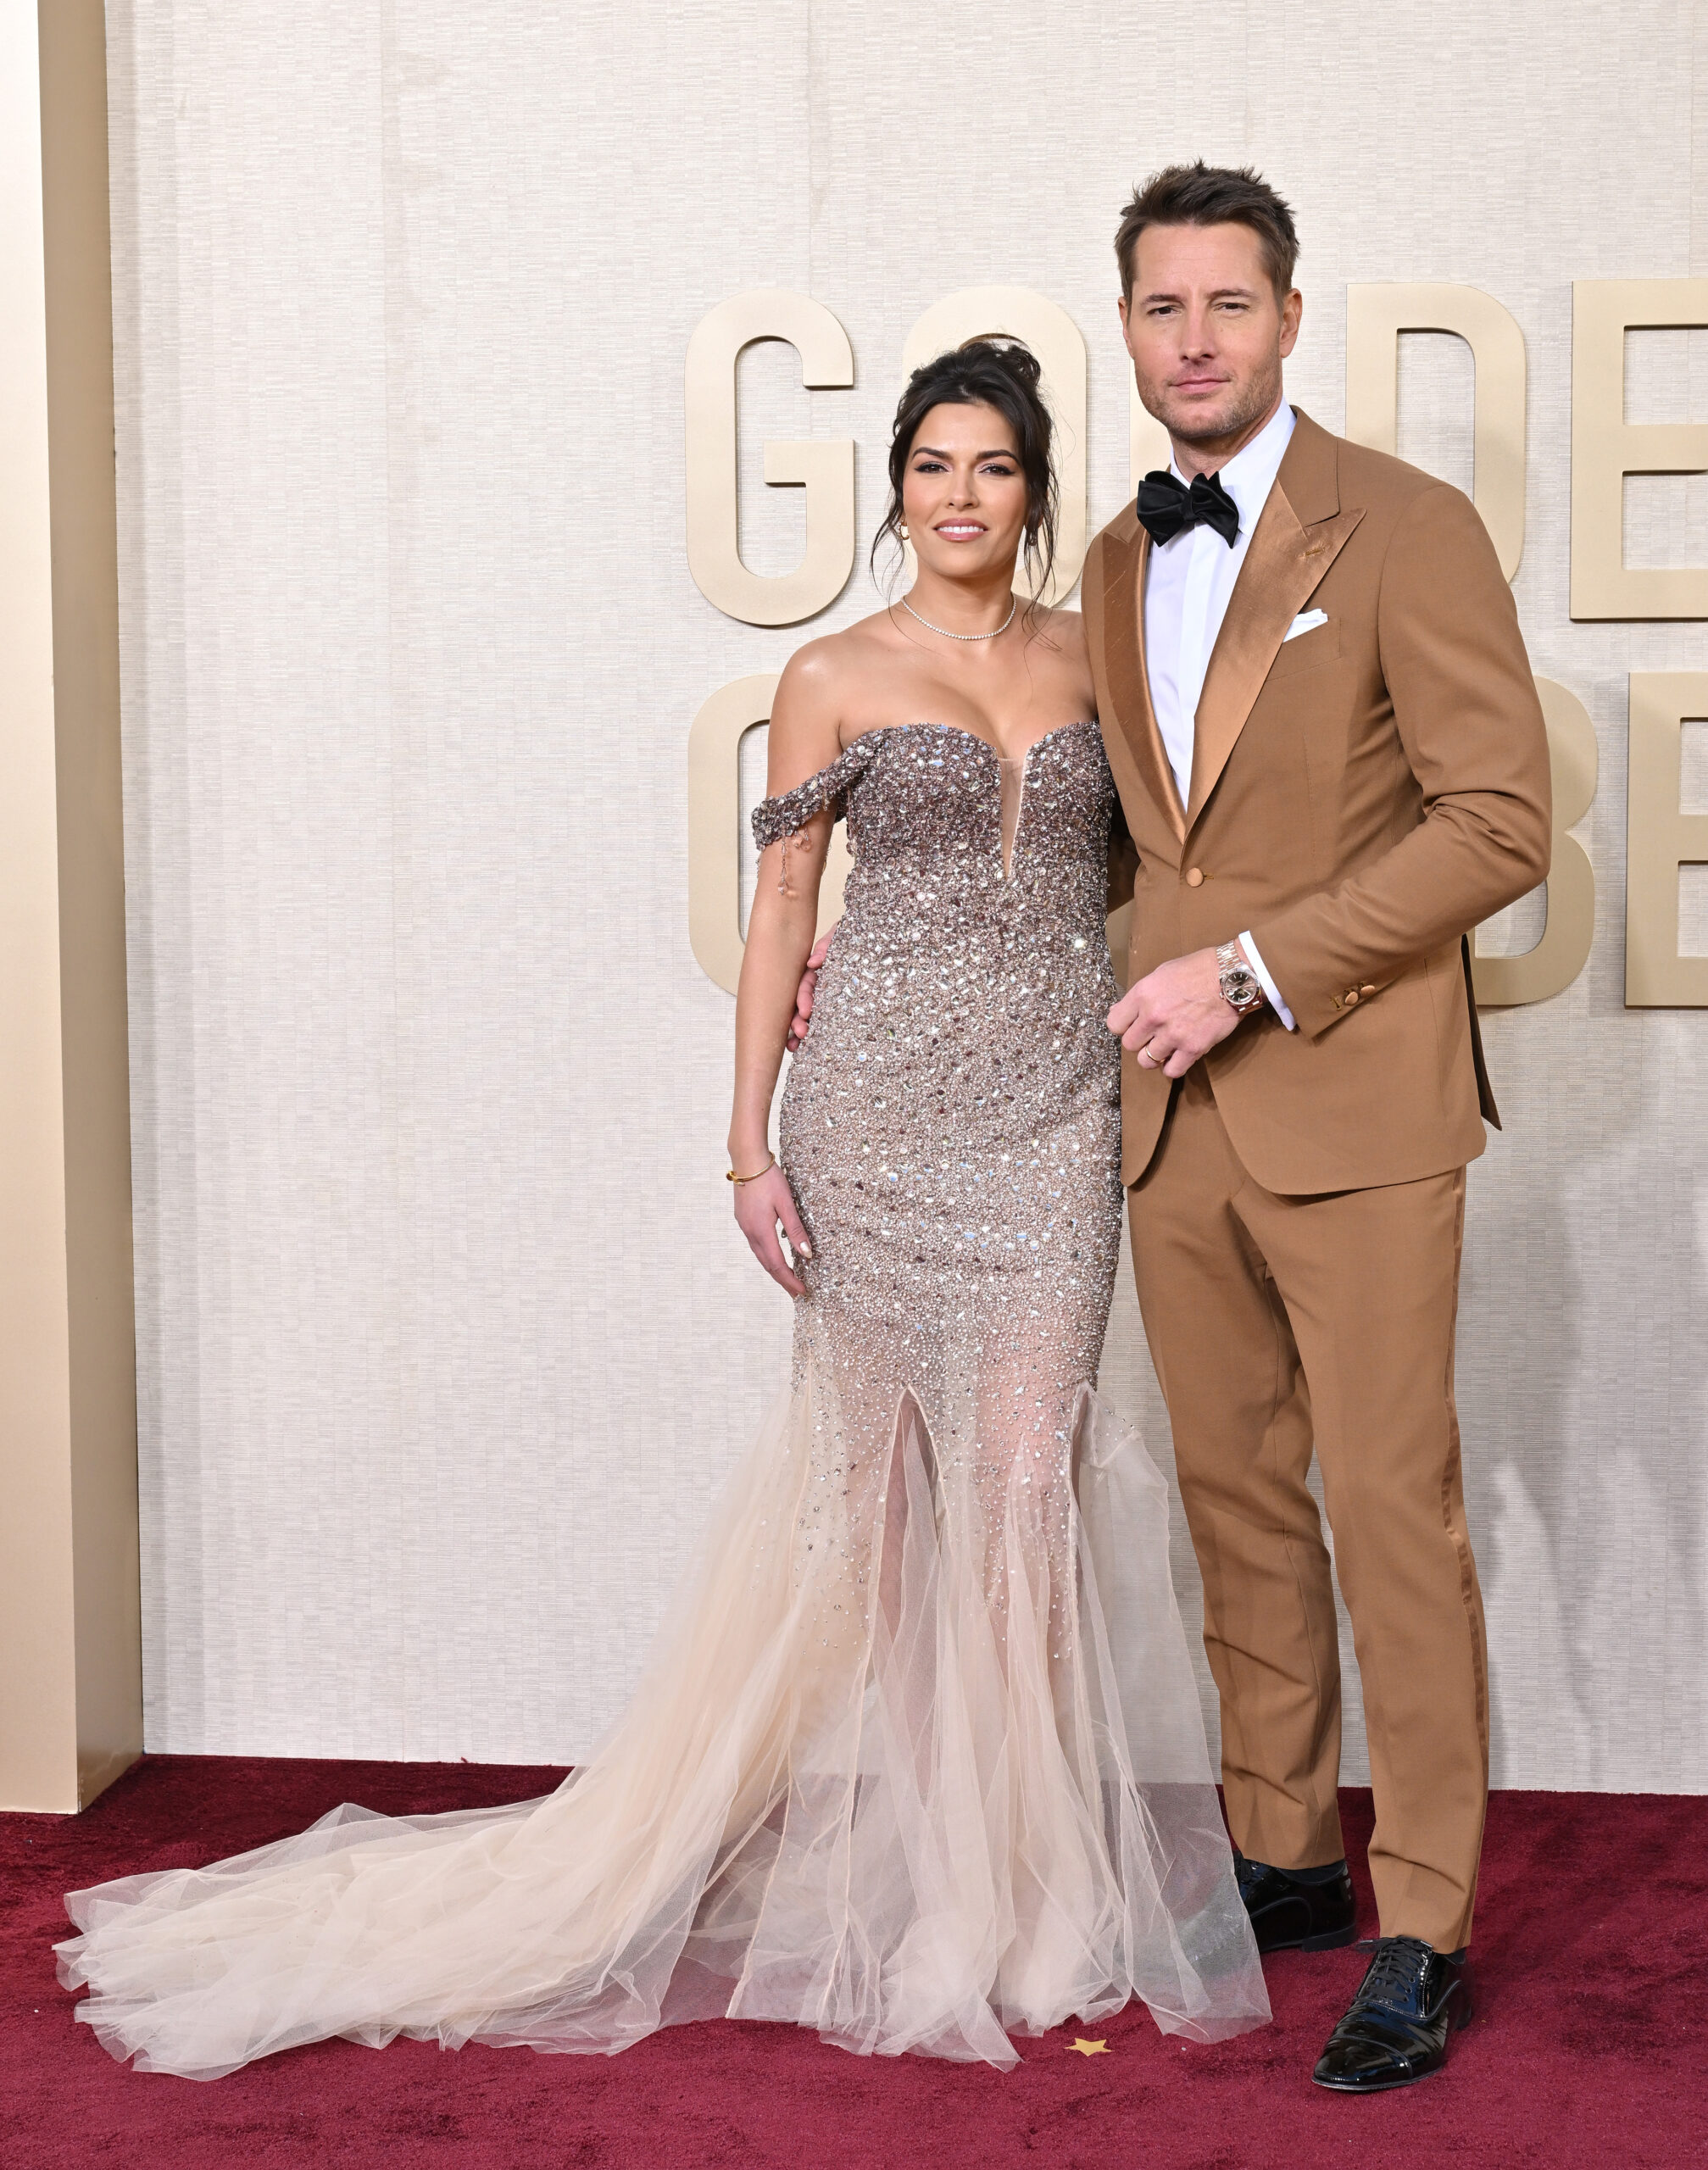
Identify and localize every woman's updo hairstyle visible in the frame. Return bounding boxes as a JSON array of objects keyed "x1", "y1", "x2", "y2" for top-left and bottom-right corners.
[{"x1": 872, "y1": 336, "x2": 1060, "y2": 615}]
